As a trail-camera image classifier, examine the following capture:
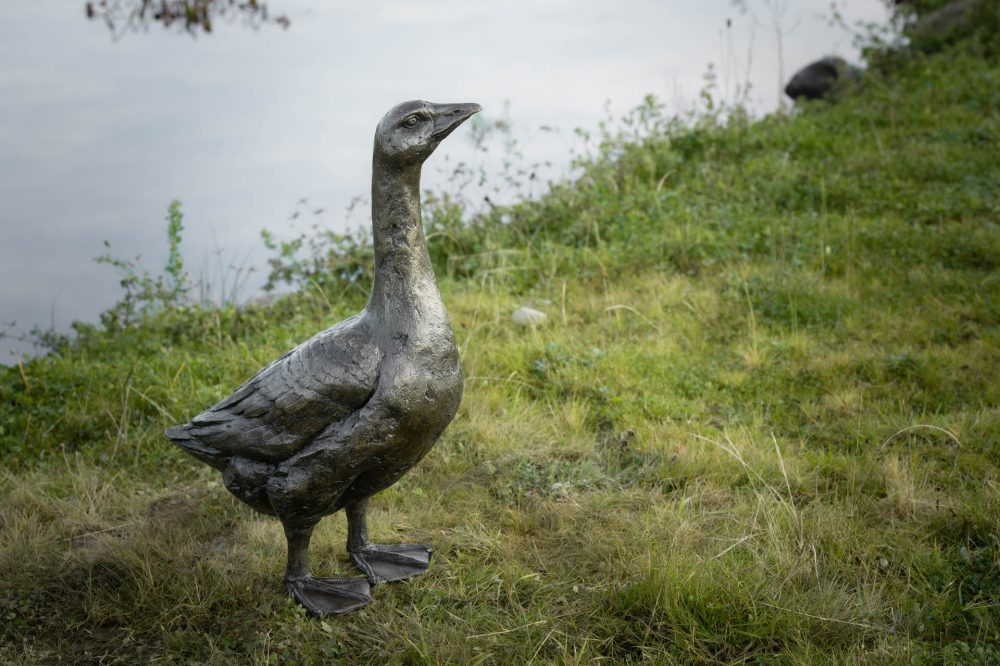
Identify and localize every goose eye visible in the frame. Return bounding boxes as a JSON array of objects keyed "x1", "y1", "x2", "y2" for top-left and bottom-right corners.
[{"x1": 403, "y1": 115, "x2": 419, "y2": 128}]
